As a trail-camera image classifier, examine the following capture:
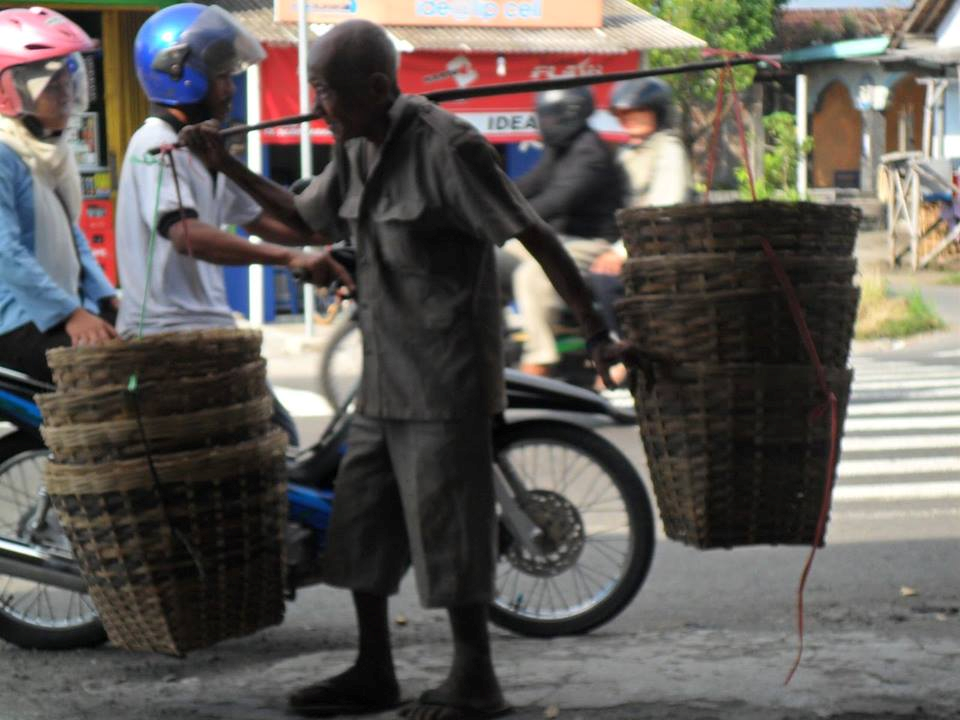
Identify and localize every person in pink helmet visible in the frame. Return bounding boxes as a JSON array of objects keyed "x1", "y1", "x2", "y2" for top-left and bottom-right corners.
[{"x1": 0, "y1": 6, "x2": 118, "y2": 384}]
